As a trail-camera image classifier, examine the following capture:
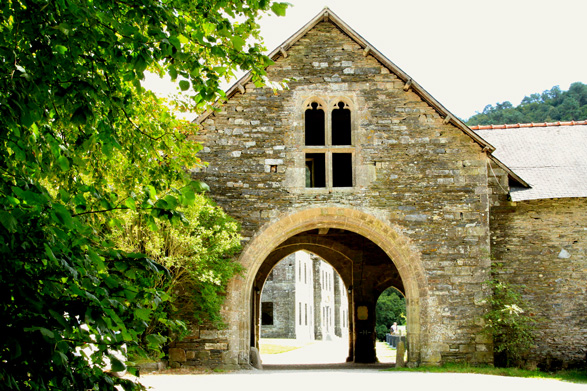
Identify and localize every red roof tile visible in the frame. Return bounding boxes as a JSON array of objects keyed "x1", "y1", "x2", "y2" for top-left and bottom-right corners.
[{"x1": 469, "y1": 120, "x2": 587, "y2": 130}]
